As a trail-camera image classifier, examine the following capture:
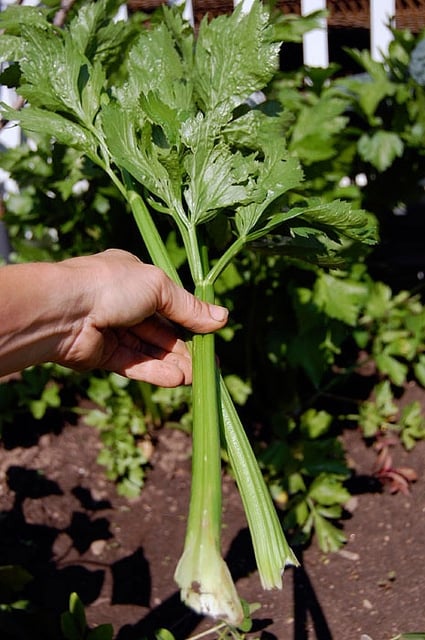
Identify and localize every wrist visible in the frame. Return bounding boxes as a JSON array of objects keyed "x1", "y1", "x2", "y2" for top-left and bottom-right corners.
[{"x1": 0, "y1": 259, "x2": 92, "y2": 375}]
